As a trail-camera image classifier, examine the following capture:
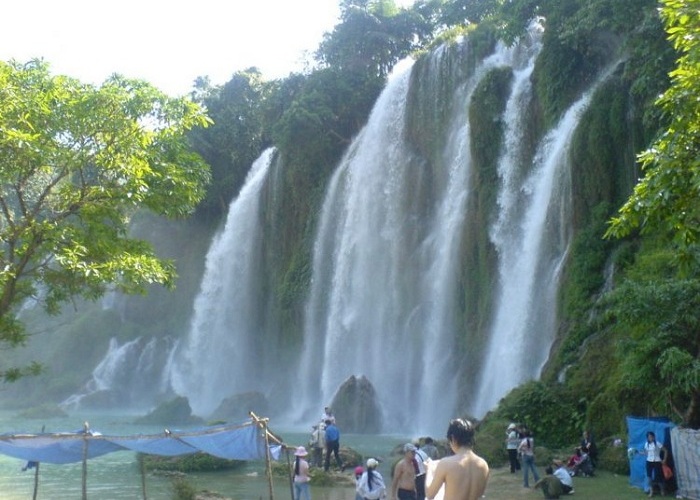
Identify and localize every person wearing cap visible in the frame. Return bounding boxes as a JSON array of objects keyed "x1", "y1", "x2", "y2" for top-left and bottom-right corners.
[
  {"x1": 293, "y1": 446, "x2": 311, "y2": 500},
  {"x1": 425, "y1": 418, "x2": 489, "y2": 500},
  {"x1": 506, "y1": 423, "x2": 521, "y2": 473},
  {"x1": 357, "y1": 458, "x2": 387, "y2": 500},
  {"x1": 392, "y1": 443, "x2": 418, "y2": 499},
  {"x1": 309, "y1": 422, "x2": 326, "y2": 467}
]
